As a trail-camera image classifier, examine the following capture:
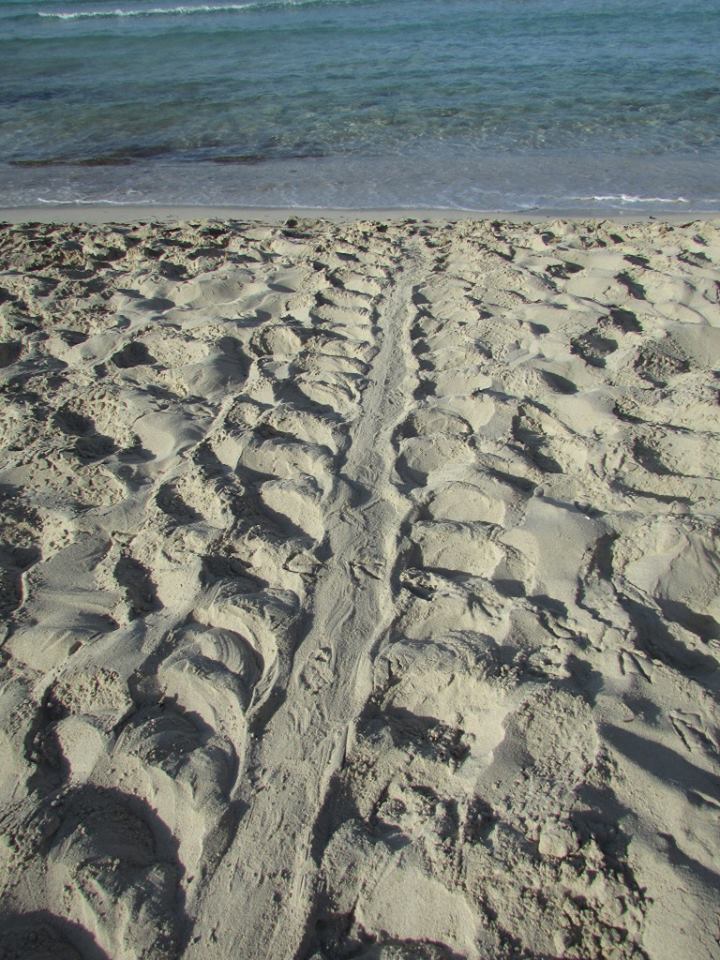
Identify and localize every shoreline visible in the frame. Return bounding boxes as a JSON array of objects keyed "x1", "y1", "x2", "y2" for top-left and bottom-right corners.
[{"x1": 2, "y1": 203, "x2": 720, "y2": 225}]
